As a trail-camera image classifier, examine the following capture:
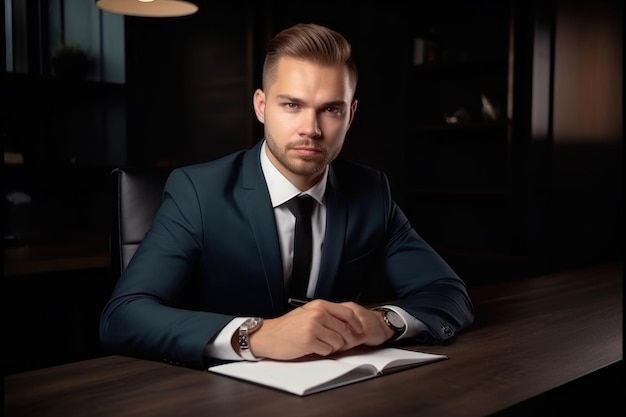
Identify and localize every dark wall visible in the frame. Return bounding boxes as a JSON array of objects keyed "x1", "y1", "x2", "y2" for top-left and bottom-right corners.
[
  {"x1": 124, "y1": 3, "x2": 257, "y2": 168},
  {"x1": 3, "y1": 0, "x2": 621, "y2": 276}
]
